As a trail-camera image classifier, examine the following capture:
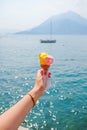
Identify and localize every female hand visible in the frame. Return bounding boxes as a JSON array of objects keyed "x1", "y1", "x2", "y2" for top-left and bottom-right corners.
[{"x1": 29, "y1": 69, "x2": 51, "y2": 100}]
